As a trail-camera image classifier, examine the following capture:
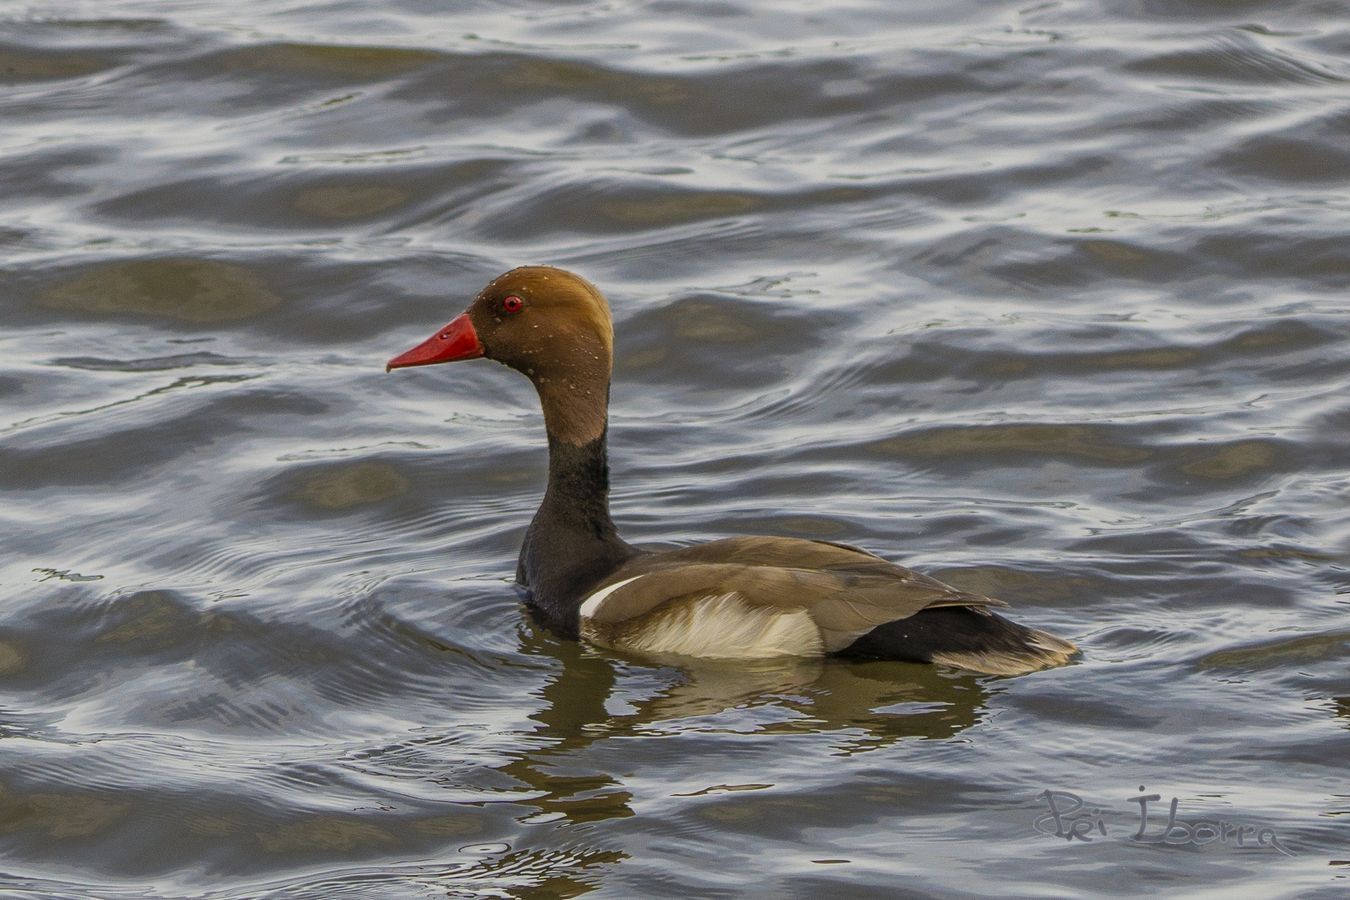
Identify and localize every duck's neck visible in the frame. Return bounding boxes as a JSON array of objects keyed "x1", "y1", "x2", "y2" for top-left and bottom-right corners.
[
  {"x1": 540, "y1": 429, "x2": 620, "y2": 541},
  {"x1": 517, "y1": 389, "x2": 636, "y2": 632}
]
